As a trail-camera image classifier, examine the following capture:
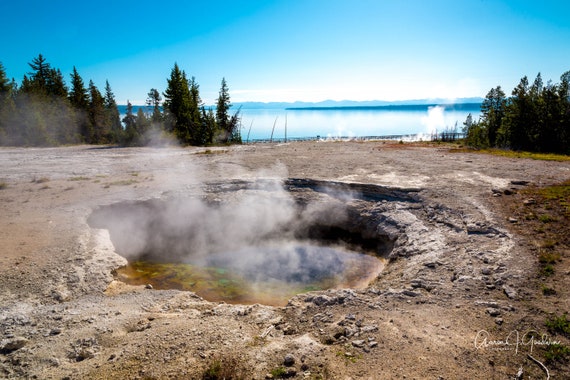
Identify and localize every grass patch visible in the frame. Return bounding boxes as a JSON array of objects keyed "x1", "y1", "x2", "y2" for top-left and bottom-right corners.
[
  {"x1": 32, "y1": 177, "x2": 50, "y2": 183},
  {"x1": 536, "y1": 180, "x2": 570, "y2": 217},
  {"x1": 544, "y1": 343, "x2": 570, "y2": 364},
  {"x1": 69, "y1": 176, "x2": 90, "y2": 181},
  {"x1": 483, "y1": 149, "x2": 570, "y2": 161},
  {"x1": 546, "y1": 314, "x2": 570, "y2": 337},
  {"x1": 541, "y1": 285, "x2": 557, "y2": 296},
  {"x1": 538, "y1": 214, "x2": 556, "y2": 223},
  {"x1": 539, "y1": 239, "x2": 557, "y2": 249},
  {"x1": 201, "y1": 354, "x2": 247, "y2": 380},
  {"x1": 538, "y1": 251, "x2": 561, "y2": 264},
  {"x1": 196, "y1": 149, "x2": 228, "y2": 155},
  {"x1": 541, "y1": 264, "x2": 555, "y2": 277},
  {"x1": 336, "y1": 350, "x2": 361, "y2": 364},
  {"x1": 270, "y1": 367, "x2": 288, "y2": 378},
  {"x1": 103, "y1": 179, "x2": 138, "y2": 188},
  {"x1": 448, "y1": 147, "x2": 570, "y2": 161}
]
